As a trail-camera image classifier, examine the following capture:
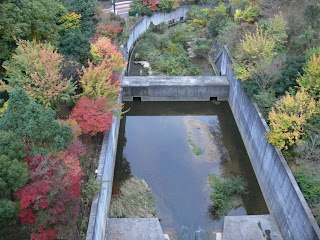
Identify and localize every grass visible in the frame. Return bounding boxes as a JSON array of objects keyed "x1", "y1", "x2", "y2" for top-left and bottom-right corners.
[
  {"x1": 110, "y1": 177, "x2": 156, "y2": 218},
  {"x1": 187, "y1": 134, "x2": 203, "y2": 156}
]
